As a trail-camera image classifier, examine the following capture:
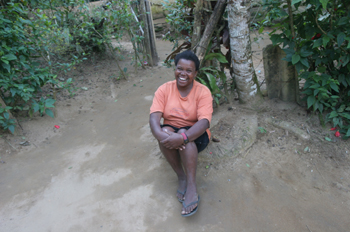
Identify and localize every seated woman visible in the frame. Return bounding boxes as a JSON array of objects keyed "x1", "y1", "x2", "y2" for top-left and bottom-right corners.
[{"x1": 149, "y1": 50, "x2": 213, "y2": 217}]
